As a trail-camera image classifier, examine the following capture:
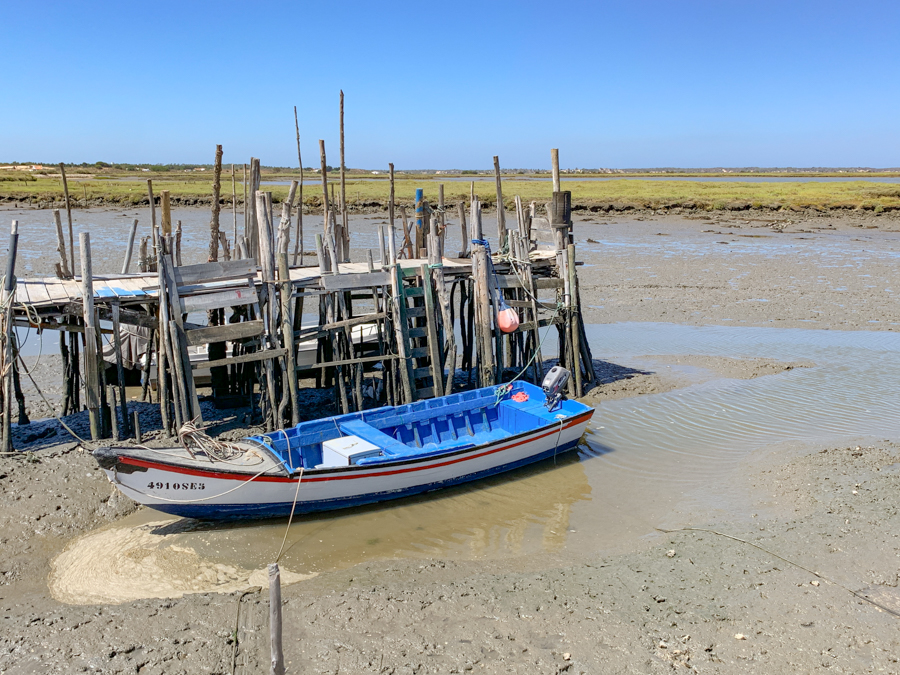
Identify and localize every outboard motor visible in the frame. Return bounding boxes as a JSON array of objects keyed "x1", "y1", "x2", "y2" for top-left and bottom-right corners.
[{"x1": 542, "y1": 366, "x2": 570, "y2": 410}]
